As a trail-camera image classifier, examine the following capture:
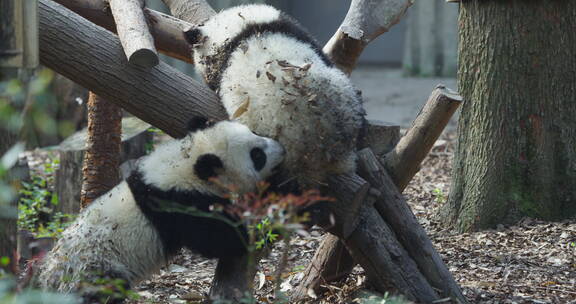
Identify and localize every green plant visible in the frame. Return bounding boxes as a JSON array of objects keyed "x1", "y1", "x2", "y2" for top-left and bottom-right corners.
[
  {"x1": 81, "y1": 276, "x2": 140, "y2": 304},
  {"x1": 253, "y1": 217, "x2": 279, "y2": 250},
  {"x1": 18, "y1": 157, "x2": 74, "y2": 238},
  {"x1": 432, "y1": 187, "x2": 446, "y2": 204}
]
